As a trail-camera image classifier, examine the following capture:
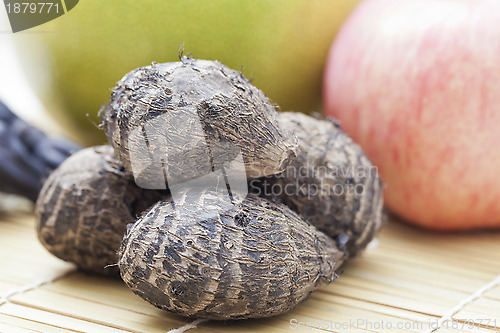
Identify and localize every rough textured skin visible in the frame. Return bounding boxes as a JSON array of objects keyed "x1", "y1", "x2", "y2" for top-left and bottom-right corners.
[
  {"x1": 250, "y1": 112, "x2": 384, "y2": 258},
  {"x1": 35, "y1": 146, "x2": 166, "y2": 275},
  {"x1": 100, "y1": 58, "x2": 297, "y2": 185},
  {"x1": 34, "y1": 59, "x2": 384, "y2": 319},
  {"x1": 119, "y1": 190, "x2": 344, "y2": 320}
]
